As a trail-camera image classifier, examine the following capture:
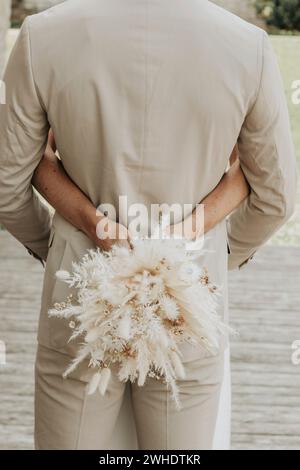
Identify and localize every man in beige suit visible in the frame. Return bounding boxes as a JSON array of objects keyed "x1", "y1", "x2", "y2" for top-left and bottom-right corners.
[{"x1": 0, "y1": 0, "x2": 297, "y2": 450}]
